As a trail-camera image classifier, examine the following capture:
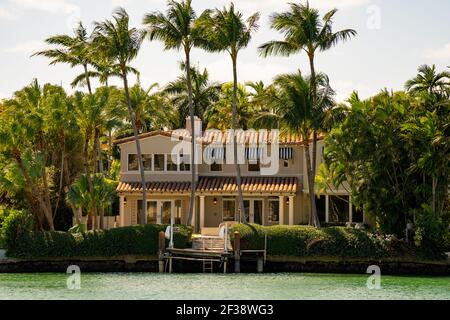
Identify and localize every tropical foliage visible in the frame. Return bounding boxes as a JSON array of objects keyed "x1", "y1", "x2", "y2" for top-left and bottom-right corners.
[
  {"x1": 0, "y1": 1, "x2": 447, "y2": 260},
  {"x1": 320, "y1": 65, "x2": 449, "y2": 254}
]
